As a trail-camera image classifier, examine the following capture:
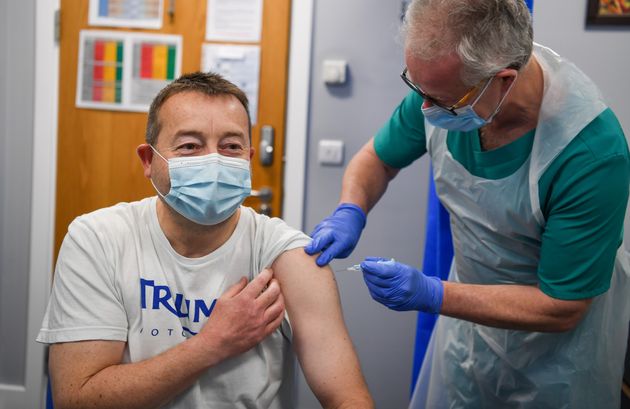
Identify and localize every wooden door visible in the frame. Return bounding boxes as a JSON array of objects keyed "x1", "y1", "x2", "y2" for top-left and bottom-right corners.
[{"x1": 56, "y1": 0, "x2": 291, "y2": 255}]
